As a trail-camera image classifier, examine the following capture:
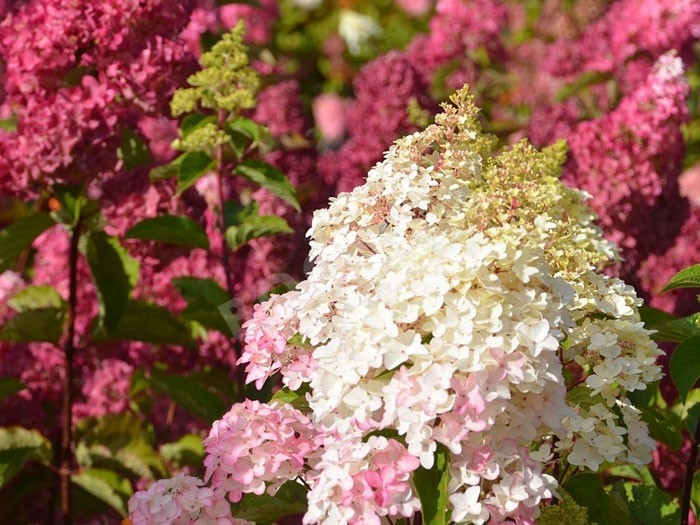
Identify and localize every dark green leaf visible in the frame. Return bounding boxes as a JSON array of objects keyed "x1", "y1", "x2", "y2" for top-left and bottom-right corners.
[
  {"x1": 7, "y1": 286, "x2": 64, "y2": 312},
  {"x1": 688, "y1": 403, "x2": 700, "y2": 435},
  {"x1": 172, "y1": 277, "x2": 229, "y2": 305},
  {"x1": 178, "y1": 151, "x2": 215, "y2": 193},
  {"x1": 50, "y1": 185, "x2": 101, "y2": 227},
  {"x1": 181, "y1": 114, "x2": 217, "y2": 137},
  {"x1": 160, "y1": 434, "x2": 205, "y2": 469},
  {"x1": 638, "y1": 407, "x2": 682, "y2": 451},
  {"x1": 150, "y1": 372, "x2": 226, "y2": 423},
  {"x1": 72, "y1": 468, "x2": 131, "y2": 517},
  {"x1": 233, "y1": 480, "x2": 308, "y2": 524},
  {"x1": 662, "y1": 264, "x2": 700, "y2": 292},
  {"x1": 670, "y1": 336, "x2": 700, "y2": 402},
  {"x1": 85, "y1": 232, "x2": 139, "y2": 332},
  {"x1": 149, "y1": 155, "x2": 183, "y2": 181},
  {"x1": 0, "y1": 427, "x2": 52, "y2": 488},
  {"x1": 566, "y1": 473, "x2": 632, "y2": 525},
  {"x1": 118, "y1": 129, "x2": 152, "y2": 170},
  {"x1": 611, "y1": 482, "x2": 680, "y2": 525},
  {"x1": 180, "y1": 302, "x2": 233, "y2": 334},
  {"x1": 226, "y1": 116, "x2": 263, "y2": 142},
  {"x1": 652, "y1": 313, "x2": 700, "y2": 343},
  {"x1": 0, "y1": 308, "x2": 66, "y2": 343},
  {"x1": 92, "y1": 300, "x2": 196, "y2": 347},
  {"x1": 270, "y1": 386, "x2": 310, "y2": 411},
  {"x1": 0, "y1": 377, "x2": 25, "y2": 401},
  {"x1": 0, "y1": 212, "x2": 54, "y2": 272},
  {"x1": 413, "y1": 443, "x2": 450, "y2": 525},
  {"x1": 567, "y1": 385, "x2": 605, "y2": 408},
  {"x1": 235, "y1": 159, "x2": 300, "y2": 212},
  {"x1": 638, "y1": 306, "x2": 676, "y2": 330},
  {"x1": 226, "y1": 213, "x2": 292, "y2": 251},
  {"x1": 125, "y1": 215, "x2": 209, "y2": 250},
  {"x1": 692, "y1": 470, "x2": 700, "y2": 519}
]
